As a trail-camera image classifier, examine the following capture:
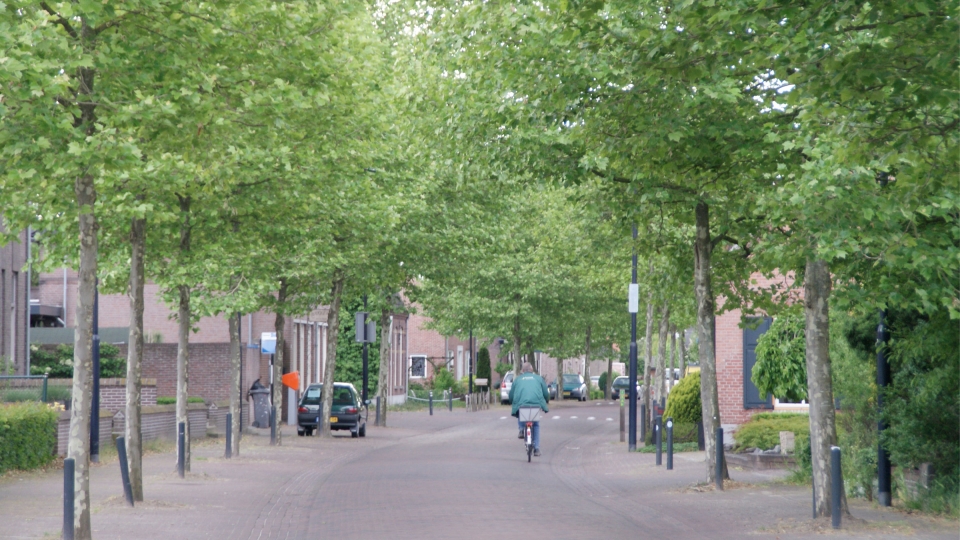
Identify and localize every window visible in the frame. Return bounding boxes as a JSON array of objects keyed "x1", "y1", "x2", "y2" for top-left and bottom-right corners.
[
  {"x1": 410, "y1": 355, "x2": 426, "y2": 378},
  {"x1": 743, "y1": 317, "x2": 774, "y2": 410}
]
